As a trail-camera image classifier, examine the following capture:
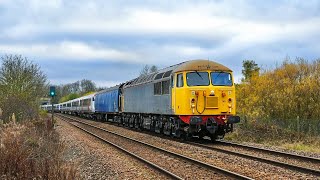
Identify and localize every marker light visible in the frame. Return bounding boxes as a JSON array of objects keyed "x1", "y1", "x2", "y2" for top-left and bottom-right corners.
[{"x1": 195, "y1": 91, "x2": 199, "y2": 96}]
